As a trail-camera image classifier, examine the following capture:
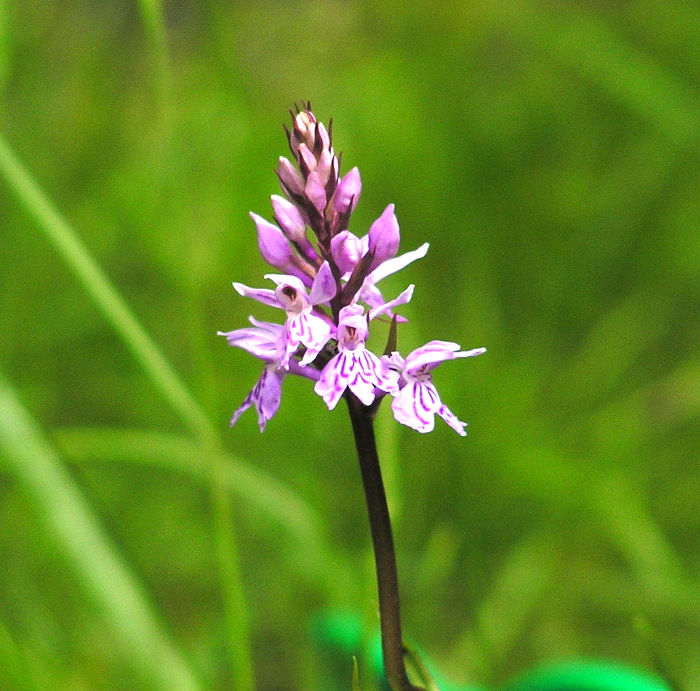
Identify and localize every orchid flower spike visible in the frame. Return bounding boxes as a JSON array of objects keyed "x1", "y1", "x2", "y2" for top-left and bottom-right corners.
[{"x1": 219, "y1": 104, "x2": 485, "y2": 433}]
